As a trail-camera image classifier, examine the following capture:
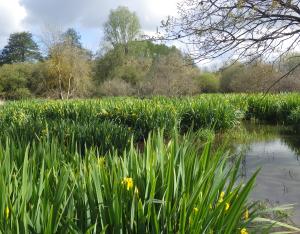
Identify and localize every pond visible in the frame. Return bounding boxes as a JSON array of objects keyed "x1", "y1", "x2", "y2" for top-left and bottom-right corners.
[{"x1": 226, "y1": 122, "x2": 300, "y2": 225}]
